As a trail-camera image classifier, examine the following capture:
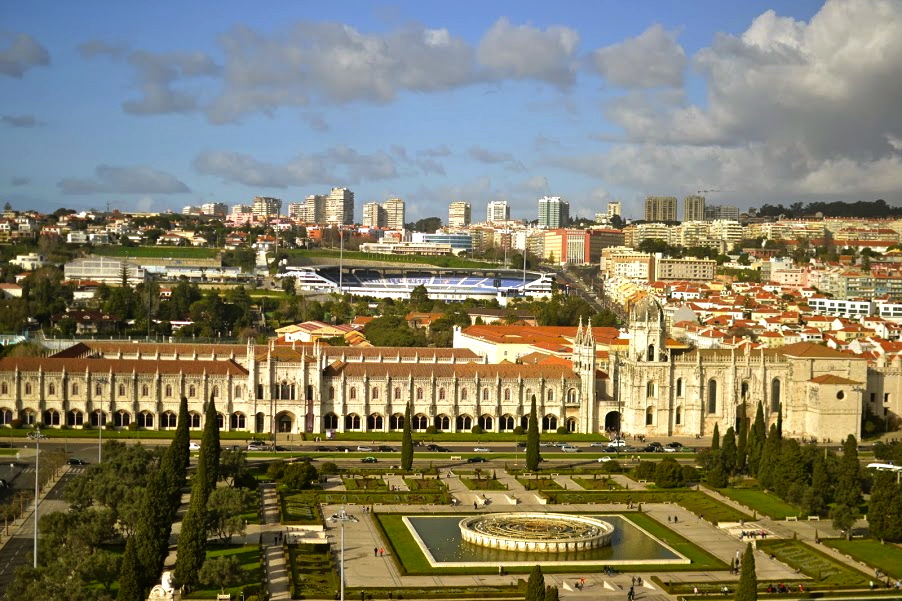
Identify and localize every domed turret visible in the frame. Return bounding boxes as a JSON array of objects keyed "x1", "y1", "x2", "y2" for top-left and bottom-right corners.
[{"x1": 629, "y1": 296, "x2": 667, "y2": 362}]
